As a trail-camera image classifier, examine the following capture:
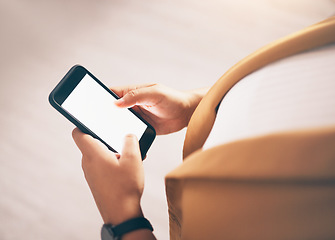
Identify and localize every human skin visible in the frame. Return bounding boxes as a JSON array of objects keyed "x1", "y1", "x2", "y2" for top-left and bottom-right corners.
[
  {"x1": 72, "y1": 130, "x2": 156, "y2": 240},
  {"x1": 72, "y1": 84, "x2": 208, "y2": 239},
  {"x1": 112, "y1": 83, "x2": 208, "y2": 135}
]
